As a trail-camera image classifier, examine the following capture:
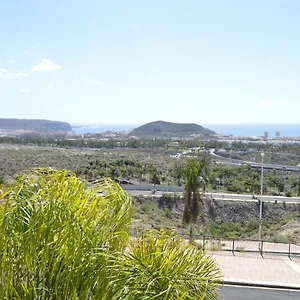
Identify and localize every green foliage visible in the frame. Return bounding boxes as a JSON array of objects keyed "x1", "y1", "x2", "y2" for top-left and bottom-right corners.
[
  {"x1": 273, "y1": 234, "x2": 290, "y2": 243},
  {"x1": 208, "y1": 219, "x2": 274, "y2": 240},
  {"x1": 150, "y1": 165, "x2": 161, "y2": 186},
  {"x1": 140, "y1": 201, "x2": 158, "y2": 214},
  {"x1": 0, "y1": 169, "x2": 221, "y2": 299},
  {"x1": 246, "y1": 219, "x2": 259, "y2": 232},
  {"x1": 114, "y1": 231, "x2": 222, "y2": 299},
  {"x1": 211, "y1": 166, "x2": 261, "y2": 194},
  {"x1": 0, "y1": 175, "x2": 5, "y2": 185},
  {"x1": 0, "y1": 168, "x2": 133, "y2": 299},
  {"x1": 183, "y1": 158, "x2": 210, "y2": 225},
  {"x1": 170, "y1": 160, "x2": 186, "y2": 185},
  {"x1": 161, "y1": 193, "x2": 182, "y2": 201},
  {"x1": 209, "y1": 222, "x2": 244, "y2": 239},
  {"x1": 165, "y1": 208, "x2": 173, "y2": 219},
  {"x1": 285, "y1": 191, "x2": 294, "y2": 197}
]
